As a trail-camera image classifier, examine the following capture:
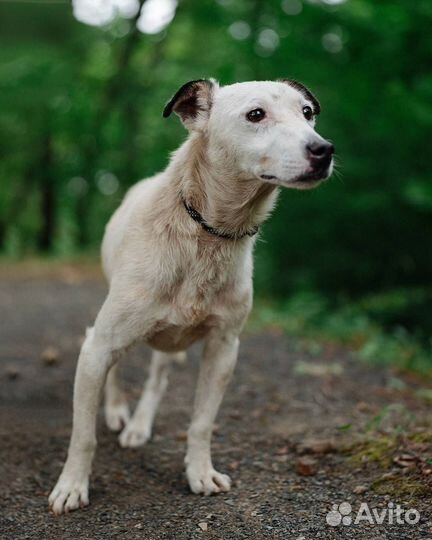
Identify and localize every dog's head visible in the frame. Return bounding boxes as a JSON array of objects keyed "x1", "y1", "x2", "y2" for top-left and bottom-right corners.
[{"x1": 164, "y1": 79, "x2": 334, "y2": 189}]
